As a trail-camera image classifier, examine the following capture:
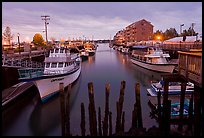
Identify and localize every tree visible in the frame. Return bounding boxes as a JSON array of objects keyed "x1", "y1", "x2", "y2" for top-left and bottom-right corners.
[
  {"x1": 163, "y1": 28, "x2": 179, "y2": 40},
  {"x1": 33, "y1": 33, "x2": 46, "y2": 47},
  {"x1": 2, "y1": 26, "x2": 14, "y2": 45}
]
